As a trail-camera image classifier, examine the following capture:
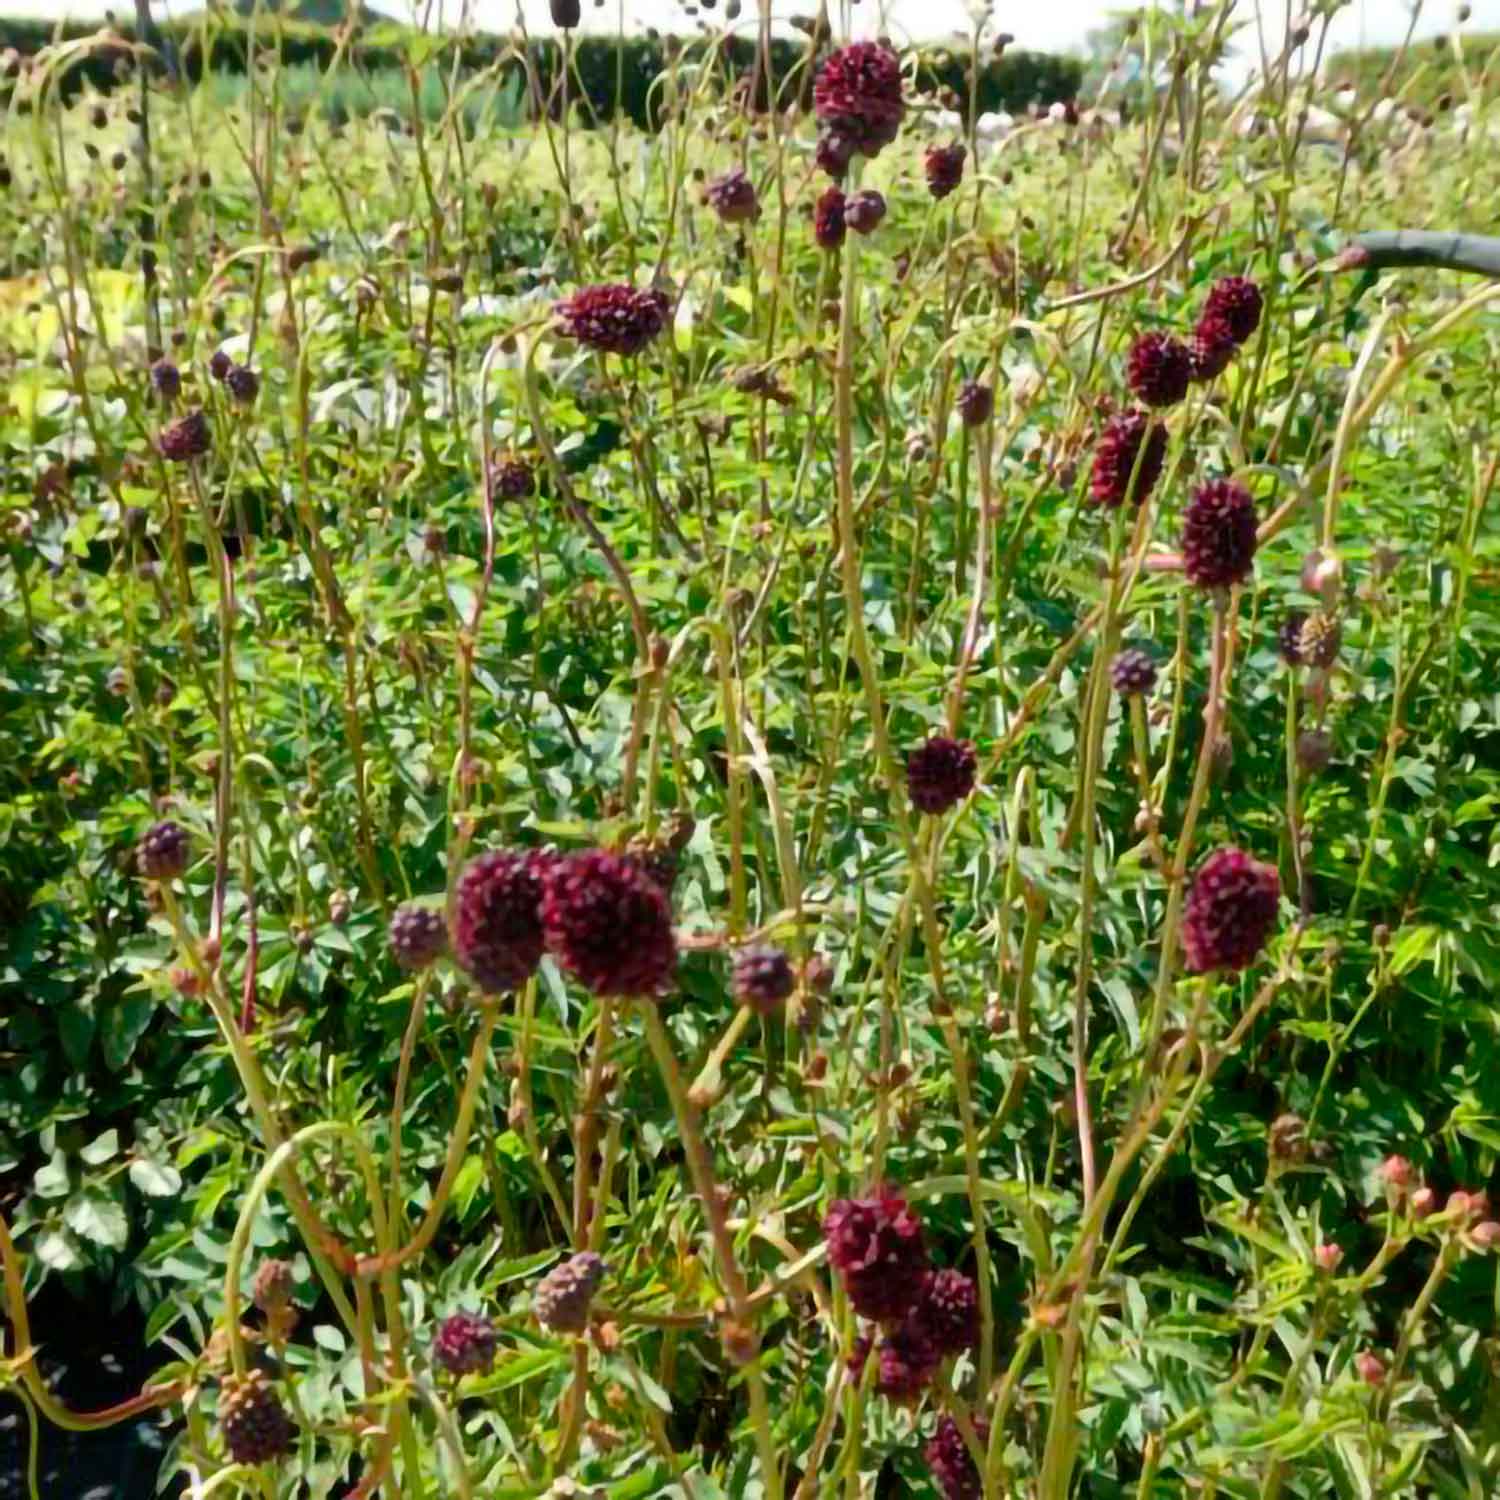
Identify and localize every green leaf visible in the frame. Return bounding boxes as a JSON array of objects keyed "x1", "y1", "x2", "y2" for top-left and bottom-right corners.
[
  {"x1": 129, "y1": 1157, "x2": 184, "y2": 1198},
  {"x1": 80, "y1": 1129, "x2": 119, "y2": 1166},
  {"x1": 36, "y1": 1229, "x2": 83, "y2": 1272},
  {"x1": 64, "y1": 1190, "x2": 128, "y2": 1251},
  {"x1": 101, "y1": 998, "x2": 156, "y2": 1070}
]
